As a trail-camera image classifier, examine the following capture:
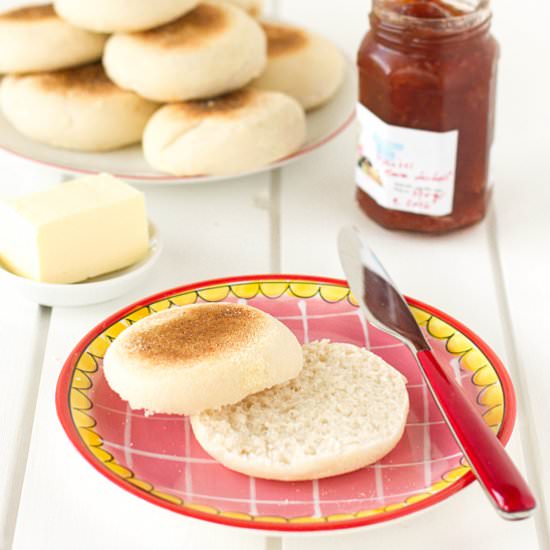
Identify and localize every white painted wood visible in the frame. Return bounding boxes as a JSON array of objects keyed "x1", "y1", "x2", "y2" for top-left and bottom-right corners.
[
  {"x1": 11, "y1": 175, "x2": 272, "y2": 550},
  {"x1": 0, "y1": 151, "x2": 63, "y2": 549},
  {"x1": 0, "y1": 287, "x2": 41, "y2": 550},
  {"x1": 491, "y1": 0, "x2": 550, "y2": 537}
]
